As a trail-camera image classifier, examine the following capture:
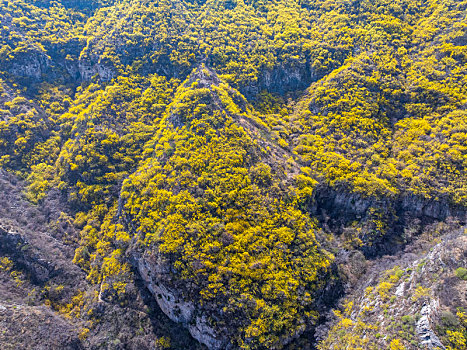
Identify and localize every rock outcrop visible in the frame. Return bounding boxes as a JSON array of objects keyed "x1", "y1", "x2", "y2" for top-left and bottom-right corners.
[
  {"x1": 0, "y1": 170, "x2": 200, "y2": 350},
  {"x1": 9, "y1": 50, "x2": 50, "y2": 81},
  {"x1": 136, "y1": 252, "x2": 229, "y2": 350},
  {"x1": 317, "y1": 223, "x2": 467, "y2": 349},
  {"x1": 310, "y1": 185, "x2": 467, "y2": 257},
  {"x1": 417, "y1": 301, "x2": 446, "y2": 350}
]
